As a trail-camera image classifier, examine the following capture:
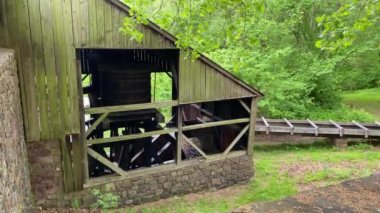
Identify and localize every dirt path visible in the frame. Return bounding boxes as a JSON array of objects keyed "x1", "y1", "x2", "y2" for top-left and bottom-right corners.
[{"x1": 233, "y1": 173, "x2": 380, "y2": 213}]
